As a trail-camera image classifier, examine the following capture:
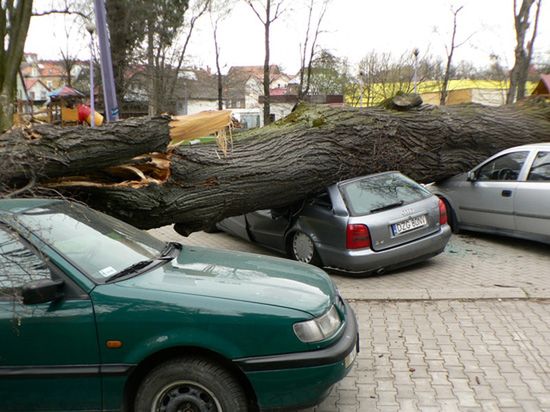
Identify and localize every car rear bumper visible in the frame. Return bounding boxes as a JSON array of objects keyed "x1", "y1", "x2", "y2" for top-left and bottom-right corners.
[
  {"x1": 321, "y1": 224, "x2": 452, "y2": 274},
  {"x1": 235, "y1": 300, "x2": 359, "y2": 411}
]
